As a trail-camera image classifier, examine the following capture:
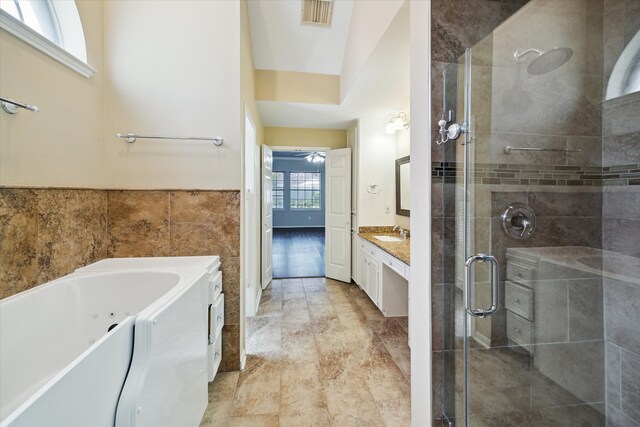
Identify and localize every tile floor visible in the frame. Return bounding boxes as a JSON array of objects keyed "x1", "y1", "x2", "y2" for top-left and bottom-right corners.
[{"x1": 200, "y1": 277, "x2": 411, "y2": 427}]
